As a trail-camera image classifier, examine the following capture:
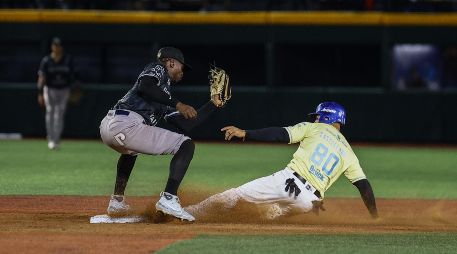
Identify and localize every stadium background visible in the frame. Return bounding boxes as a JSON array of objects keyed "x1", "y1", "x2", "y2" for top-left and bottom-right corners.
[{"x1": 1, "y1": 0, "x2": 457, "y2": 143}]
